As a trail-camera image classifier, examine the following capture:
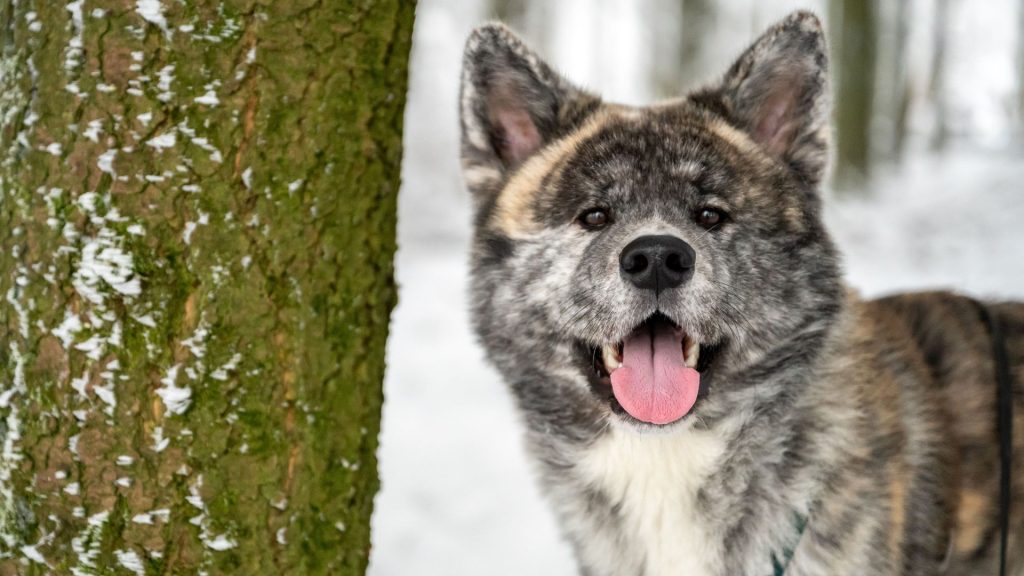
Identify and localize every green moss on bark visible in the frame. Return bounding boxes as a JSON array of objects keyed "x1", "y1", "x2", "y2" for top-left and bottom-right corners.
[{"x1": 0, "y1": 1, "x2": 413, "y2": 574}]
